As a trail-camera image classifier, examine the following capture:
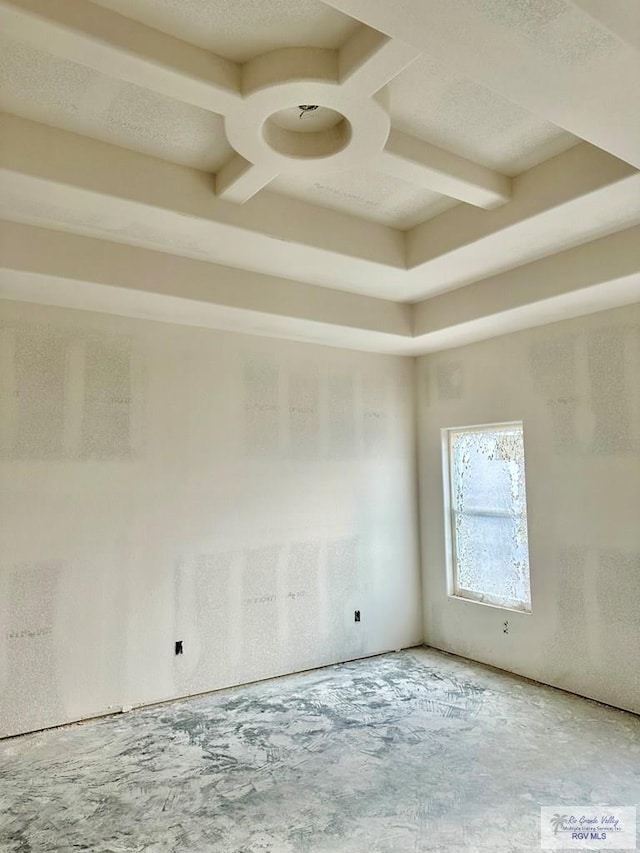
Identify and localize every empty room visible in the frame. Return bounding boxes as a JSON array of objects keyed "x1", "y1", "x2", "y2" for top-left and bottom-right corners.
[{"x1": 0, "y1": 0, "x2": 639, "y2": 851}]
